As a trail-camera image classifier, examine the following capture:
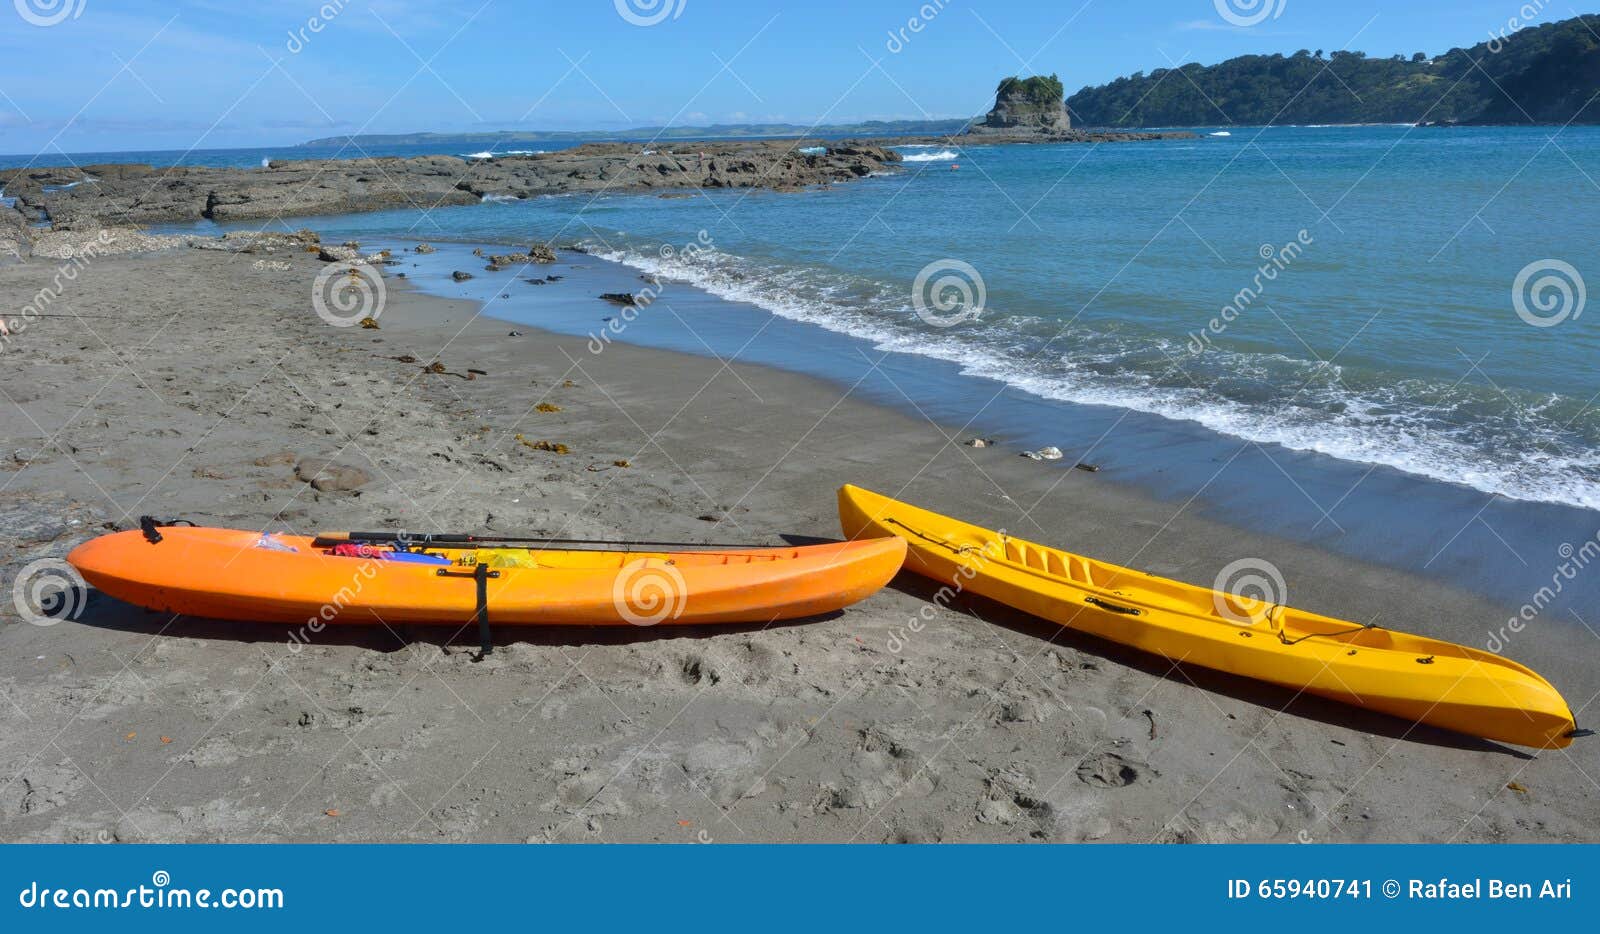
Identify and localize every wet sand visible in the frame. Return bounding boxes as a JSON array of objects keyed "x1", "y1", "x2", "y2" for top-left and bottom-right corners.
[{"x1": 0, "y1": 240, "x2": 1594, "y2": 842}]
